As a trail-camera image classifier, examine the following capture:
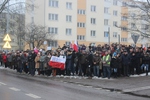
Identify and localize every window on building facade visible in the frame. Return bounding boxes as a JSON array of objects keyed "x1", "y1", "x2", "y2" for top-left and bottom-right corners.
[
  {"x1": 104, "y1": 32, "x2": 109, "y2": 37},
  {"x1": 48, "y1": 40, "x2": 58, "y2": 47},
  {"x1": 66, "y1": 2, "x2": 72, "y2": 9},
  {"x1": 141, "y1": 24, "x2": 149, "y2": 30},
  {"x1": 77, "y1": 35, "x2": 85, "y2": 40},
  {"x1": 65, "y1": 41, "x2": 71, "y2": 46},
  {"x1": 104, "y1": 7, "x2": 109, "y2": 14},
  {"x1": 113, "y1": 21, "x2": 117, "y2": 26},
  {"x1": 49, "y1": 13, "x2": 58, "y2": 20},
  {"x1": 121, "y1": 38, "x2": 127, "y2": 42},
  {"x1": 66, "y1": 28, "x2": 72, "y2": 35},
  {"x1": 121, "y1": 16, "x2": 127, "y2": 21},
  {"x1": 104, "y1": 19, "x2": 109, "y2": 25},
  {"x1": 113, "y1": 10, "x2": 117, "y2": 16},
  {"x1": 121, "y1": 27, "x2": 127, "y2": 31},
  {"x1": 91, "y1": 30, "x2": 96, "y2": 37},
  {"x1": 91, "y1": 5, "x2": 96, "y2": 12},
  {"x1": 66, "y1": 15, "x2": 72, "y2": 22},
  {"x1": 131, "y1": 23, "x2": 136, "y2": 29},
  {"x1": 77, "y1": 22, "x2": 85, "y2": 28},
  {"x1": 48, "y1": 27, "x2": 58, "y2": 34},
  {"x1": 113, "y1": 32, "x2": 117, "y2": 38},
  {"x1": 49, "y1": 0, "x2": 58, "y2": 7},
  {"x1": 78, "y1": 9, "x2": 86, "y2": 15},
  {"x1": 91, "y1": 18, "x2": 96, "y2": 24},
  {"x1": 122, "y1": 2, "x2": 127, "y2": 7},
  {"x1": 113, "y1": 0, "x2": 118, "y2": 5}
]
